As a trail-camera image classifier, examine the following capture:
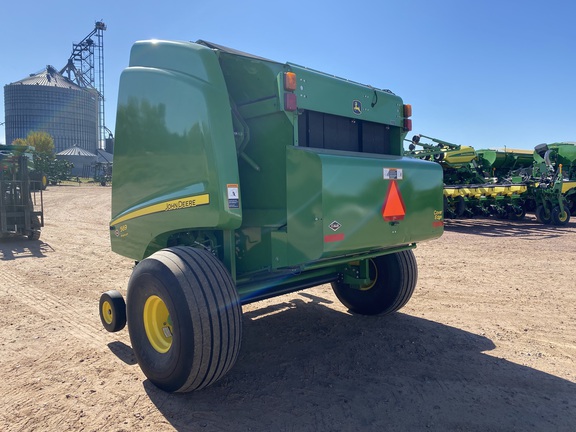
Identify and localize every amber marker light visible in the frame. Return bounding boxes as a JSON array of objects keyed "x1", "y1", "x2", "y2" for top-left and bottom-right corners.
[
  {"x1": 403, "y1": 104, "x2": 412, "y2": 117},
  {"x1": 403, "y1": 104, "x2": 412, "y2": 131},
  {"x1": 284, "y1": 72, "x2": 297, "y2": 91}
]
